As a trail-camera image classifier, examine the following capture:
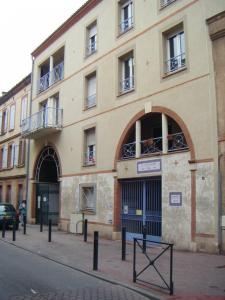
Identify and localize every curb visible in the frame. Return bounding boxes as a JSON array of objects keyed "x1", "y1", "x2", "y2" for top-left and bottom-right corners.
[{"x1": 0, "y1": 237, "x2": 163, "y2": 300}]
